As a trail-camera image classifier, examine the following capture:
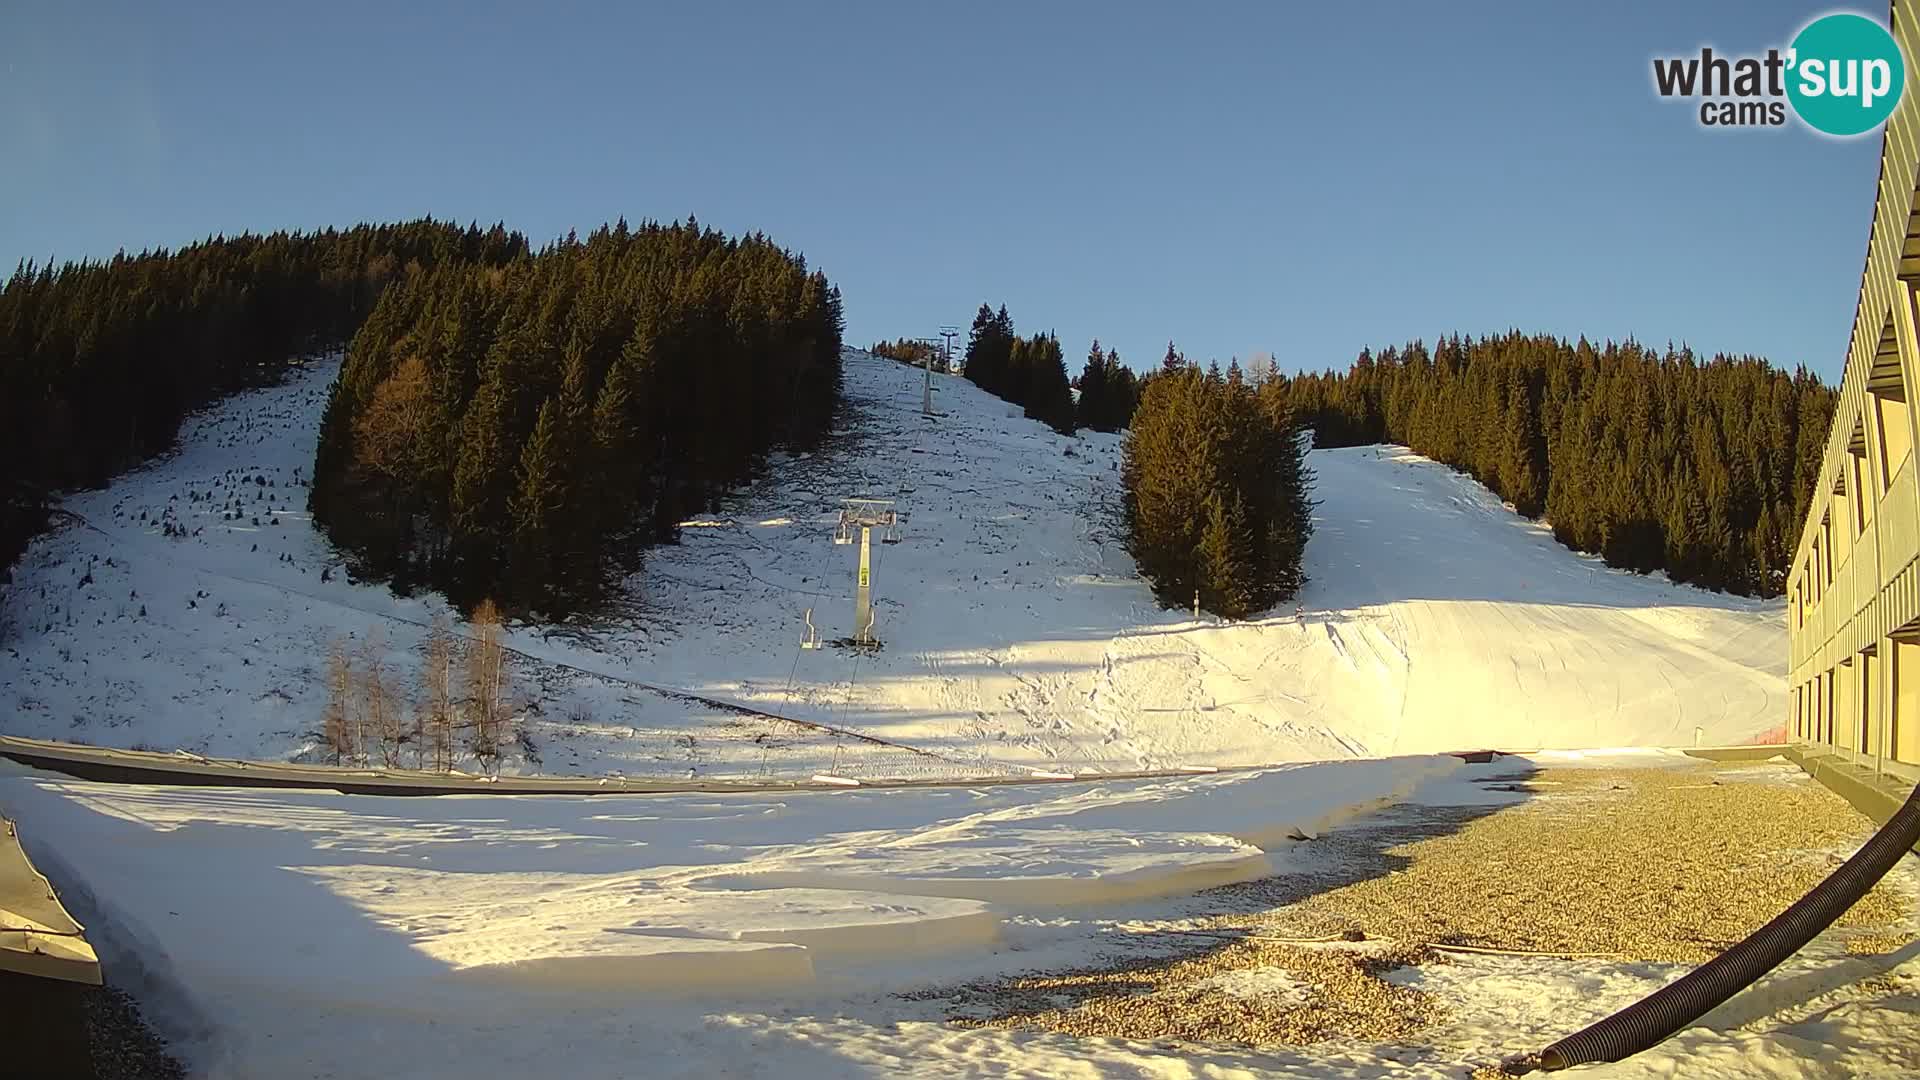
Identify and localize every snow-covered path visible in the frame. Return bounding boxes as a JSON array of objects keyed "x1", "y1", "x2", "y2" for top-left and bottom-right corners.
[{"x1": 0, "y1": 350, "x2": 1785, "y2": 778}]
